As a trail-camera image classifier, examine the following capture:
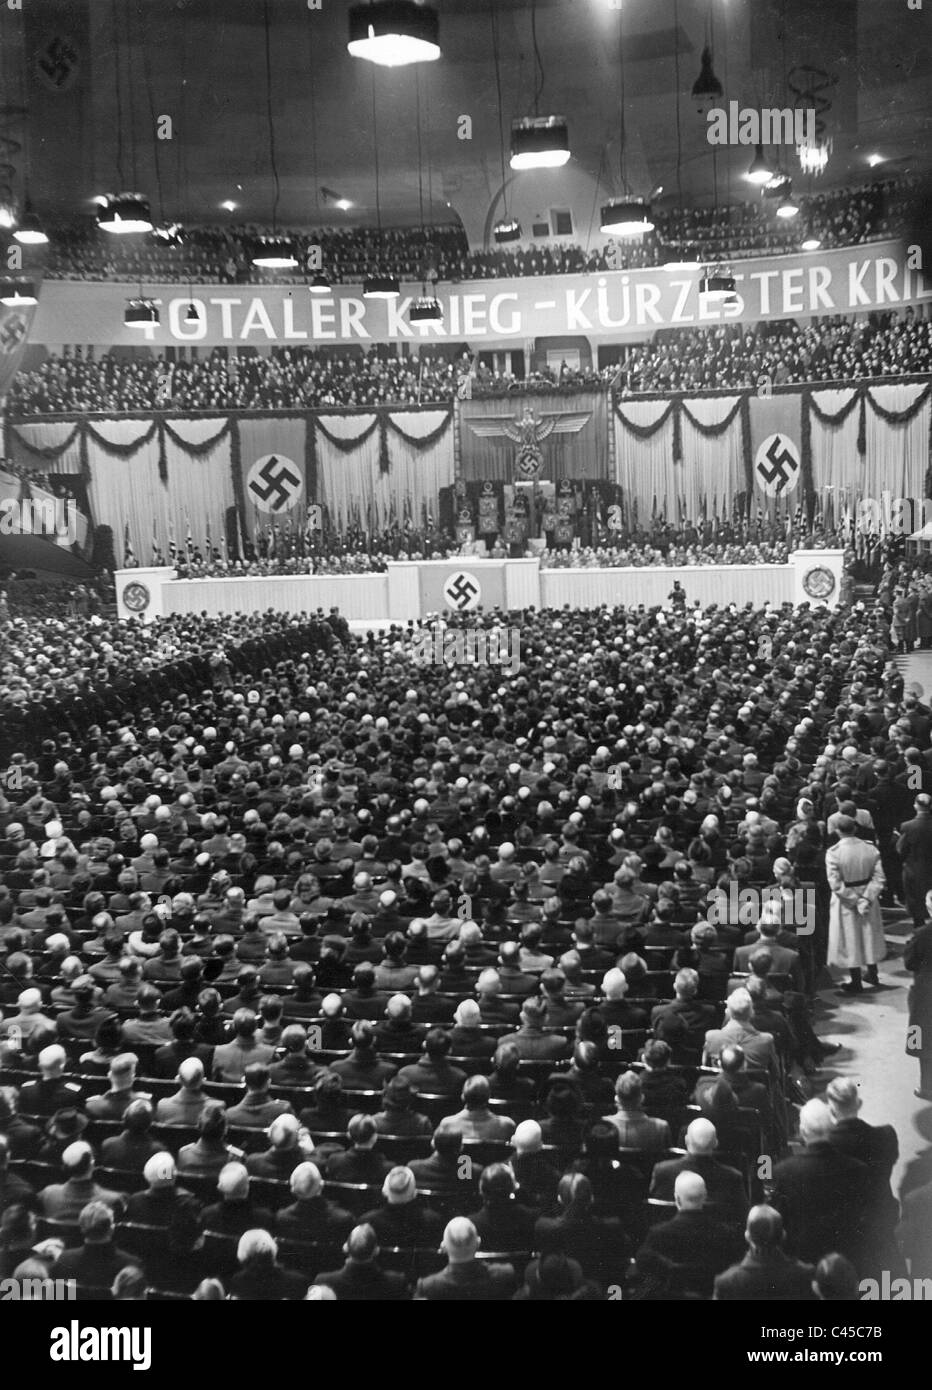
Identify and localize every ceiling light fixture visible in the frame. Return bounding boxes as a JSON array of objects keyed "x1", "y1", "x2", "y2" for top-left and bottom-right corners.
[
  {"x1": 220, "y1": 200, "x2": 237, "y2": 213},
  {"x1": 691, "y1": 44, "x2": 723, "y2": 112},
  {"x1": 96, "y1": 193, "x2": 153, "y2": 234},
  {"x1": 662, "y1": 251, "x2": 701, "y2": 272},
  {"x1": 363, "y1": 273, "x2": 400, "y2": 299},
  {"x1": 699, "y1": 271, "x2": 736, "y2": 302},
  {"x1": 801, "y1": 233, "x2": 822, "y2": 251},
  {"x1": 184, "y1": 302, "x2": 200, "y2": 323},
  {"x1": 308, "y1": 273, "x2": 332, "y2": 294},
  {"x1": 124, "y1": 298, "x2": 160, "y2": 326},
  {"x1": 776, "y1": 189, "x2": 800, "y2": 219},
  {"x1": 152, "y1": 222, "x2": 185, "y2": 247},
  {"x1": 13, "y1": 205, "x2": 48, "y2": 246},
  {"x1": 409, "y1": 292, "x2": 443, "y2": 322},
  {"x1": 251, "y1": 236, "x2": 298, "y2": 269},
  {"x1": 798, "y1": 136, "x2": 831, "y2": 176},
  {"x1": 867, "y1": 152, "x2": 884, "y2": 168},
  {"x1": 0, "y1": 280, "x2": 38, "y2": 306},
  {"x1": 493, "y1": 219, "x2": 522, "y2": 243},
  {"x1": 600, "y1": 198, "x2": 654, "y2": 236},
  {"x1": 347, "y1": 1, "x2": 440, "y2": 67},
  {"x1": 510, "y1": 116, "x2": 571, "y2": 170},
  {"x1": 745, "y1": 146, "x2": 772, "y2": 185}
]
